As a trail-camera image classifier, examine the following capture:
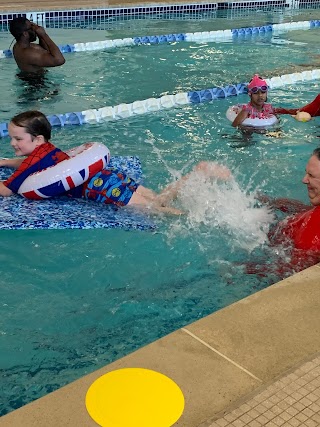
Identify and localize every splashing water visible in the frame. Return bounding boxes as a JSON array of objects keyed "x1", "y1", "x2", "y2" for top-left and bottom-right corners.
[
  {"x1": 145, "y1": 136, "x2": 193, "y2": 179},
  {"x1": 172, "y1": 172, "x2": 275, "y2": 253}
]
